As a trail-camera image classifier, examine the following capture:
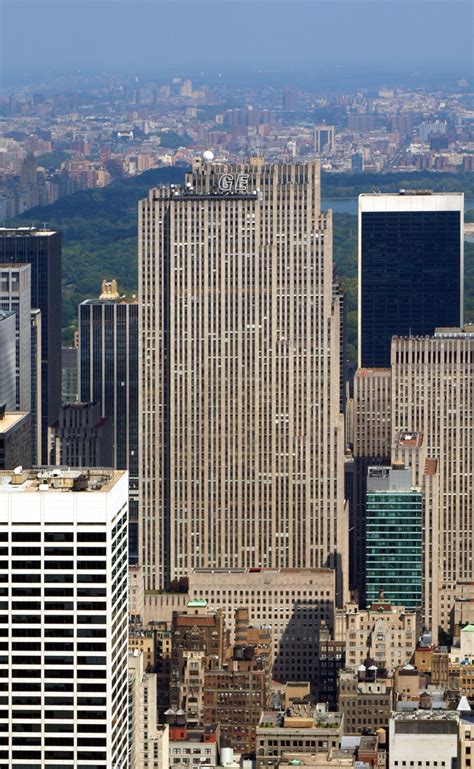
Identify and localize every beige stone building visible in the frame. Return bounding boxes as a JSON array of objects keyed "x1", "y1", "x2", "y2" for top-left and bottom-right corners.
[
  {"x1": 458, "y1": 712, "x2": 474, "y2": 769},
  {"x1": 189, "y1": 567, "x2": 335, "y2": 682},
  {"x1": 391, "y1": 328, "x2": 474, "y2": 636},
  {"x1": 256, "y1": 705, "x2": 344, "y2": 767},
  {"x1": 128, "y1": 649, "x2": 169, "y2": 769},
  {"x1": 338, "y1": 667, "x2": 394, "y2": 736},
  {"x1": 390, "y1": 431, "x2": 440, "y2": 636},
  {"x1": 334, "y1": 601, "x2": 418, "y2": 670},
  {"x1": 139, "y1": 159, "x2": 346, "y2": 599},
  {"x1": 351, "y1": 368, "x2": 391, "y2": 596},
  {"x1": 129, "y1": 564, "x2": 145, "y2": 618}
]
